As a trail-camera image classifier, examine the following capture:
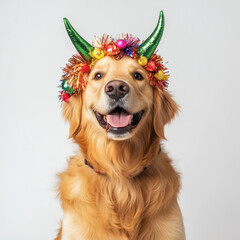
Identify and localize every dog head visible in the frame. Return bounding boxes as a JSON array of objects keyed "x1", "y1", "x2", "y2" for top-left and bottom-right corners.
[{"x1": 62, "y1": 55, "x2": 178, "y2": 142}]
